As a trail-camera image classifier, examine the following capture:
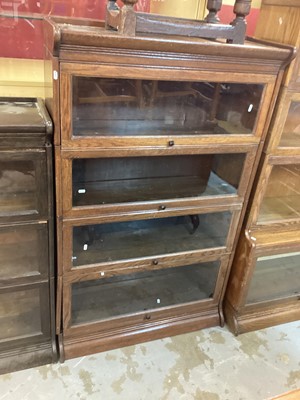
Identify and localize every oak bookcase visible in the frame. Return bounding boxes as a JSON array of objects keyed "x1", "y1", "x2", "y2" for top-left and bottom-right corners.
[
  {"x1": 44, "y1": 15, "x2": 294, "y2": 359},
  {"x1": 225, "y1": 0, "x2": 300, "y2": 334}
]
